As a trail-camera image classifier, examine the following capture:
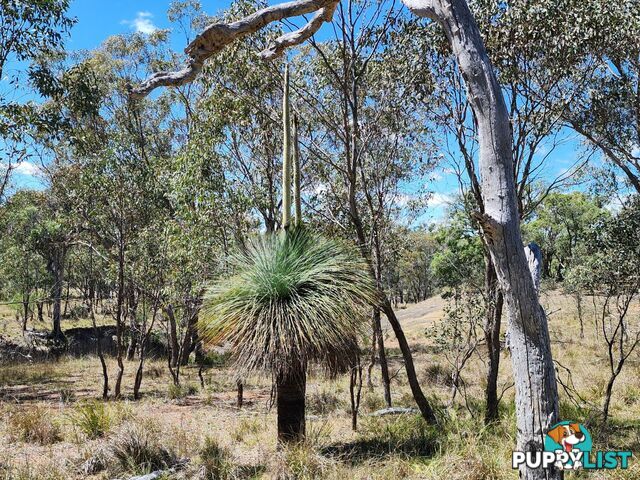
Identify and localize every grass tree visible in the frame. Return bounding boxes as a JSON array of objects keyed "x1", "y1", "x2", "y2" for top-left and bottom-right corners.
[{"x1": 200, "y1": 65, "x2": 375, "y2": 442}]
